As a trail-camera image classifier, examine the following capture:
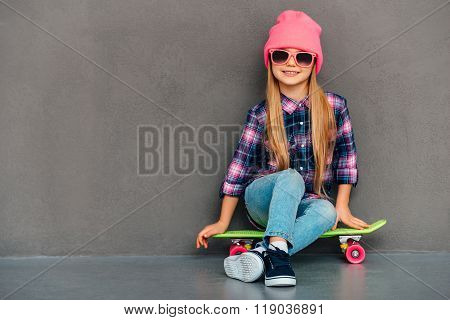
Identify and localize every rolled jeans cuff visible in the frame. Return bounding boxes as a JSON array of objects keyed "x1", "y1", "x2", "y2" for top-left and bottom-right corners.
[{"x1": 263, "y1": 231, "x2": 294, "y2": 249}]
